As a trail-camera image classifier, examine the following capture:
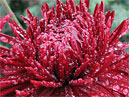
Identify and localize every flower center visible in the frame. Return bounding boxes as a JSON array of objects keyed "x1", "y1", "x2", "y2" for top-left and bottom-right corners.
[{"x1": 35, "y1": 22, "x2": 89, "y2": 87}]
